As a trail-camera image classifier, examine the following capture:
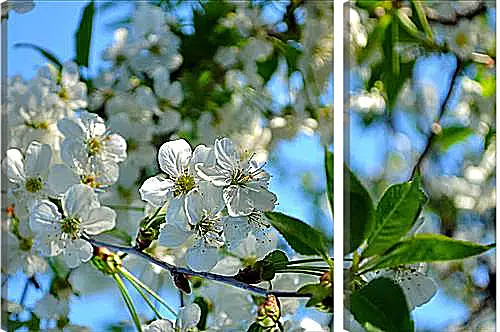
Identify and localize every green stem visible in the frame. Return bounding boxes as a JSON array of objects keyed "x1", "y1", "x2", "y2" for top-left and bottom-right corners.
[
  {"x1": 144, "y1": 207, "x2": 164, "y2": 229},
  {"x1": 113, "y1": 273, "x2": 143, "y2": 332},
  {"x1": 118, "y1": 267, "x2": 164, "y2": 320},
  {"x1": 117, "y1": 266, "x2": 177, "y2": 318},
  {"x1": 286, "y1": 258, "x2": 327, "y2": 265},
  {"x1": 275, "y1": 270, "x2": 324, "y2": 277},
  {"x1": 108, "y1": 204, "x2": 145, "y2": 211},
  {"x1": 285, "y1": 265, "x2": 329, "y2": 272}
]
